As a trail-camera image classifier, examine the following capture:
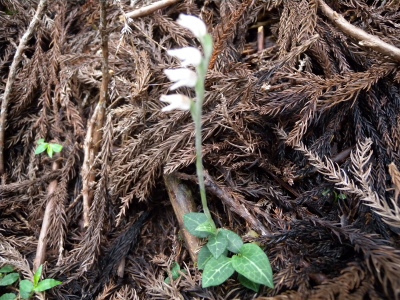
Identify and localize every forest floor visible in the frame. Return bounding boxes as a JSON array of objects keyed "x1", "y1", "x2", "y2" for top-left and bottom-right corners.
[{"x1": 1, "y1": 0, "x2": 400, "y2": 299}]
